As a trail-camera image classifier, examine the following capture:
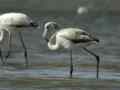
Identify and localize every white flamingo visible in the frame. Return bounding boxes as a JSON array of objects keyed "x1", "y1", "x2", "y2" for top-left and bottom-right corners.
[
  {"x1": 42, "y1": 21, "x2": 100, "y2": 79},
  {"x1": 0, "y1": 12, "x2": 38, "y2": 67}
]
